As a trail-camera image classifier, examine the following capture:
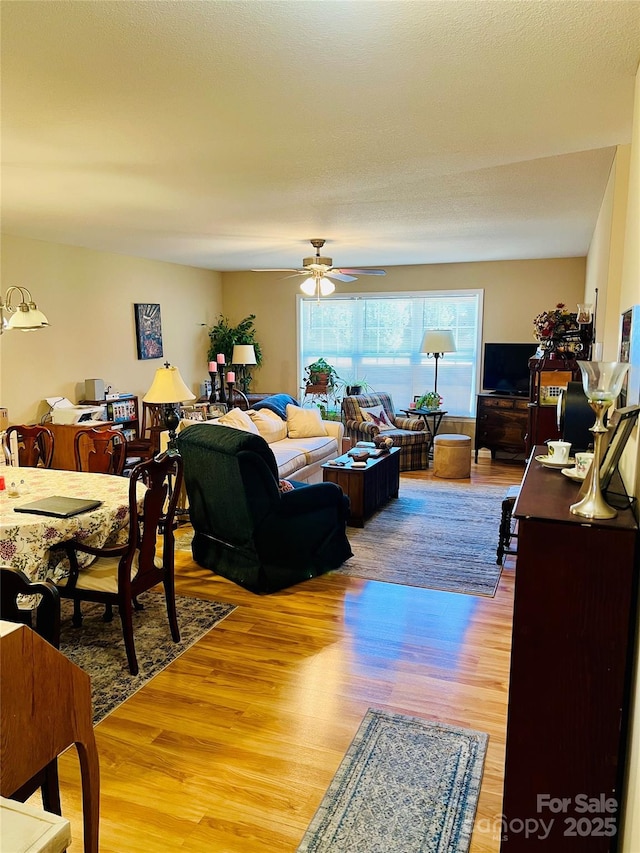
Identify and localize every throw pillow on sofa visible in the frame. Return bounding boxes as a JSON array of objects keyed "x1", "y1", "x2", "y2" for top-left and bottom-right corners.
[
  {"x1": 360, "y1": 405, "x2": 395, "y2": 431},
  {"x1": 253, "y1": 393, "x2": 299, "y2": 419},
  {"x1": 247, "y1": 408, "x2": 288, "y2": 443},
  {"x1": 217, "y1": 407, "x2": 259, "y2": 434},
  {"x1": 286, "y1": 404, "x2": 328, "y2": 438}
]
